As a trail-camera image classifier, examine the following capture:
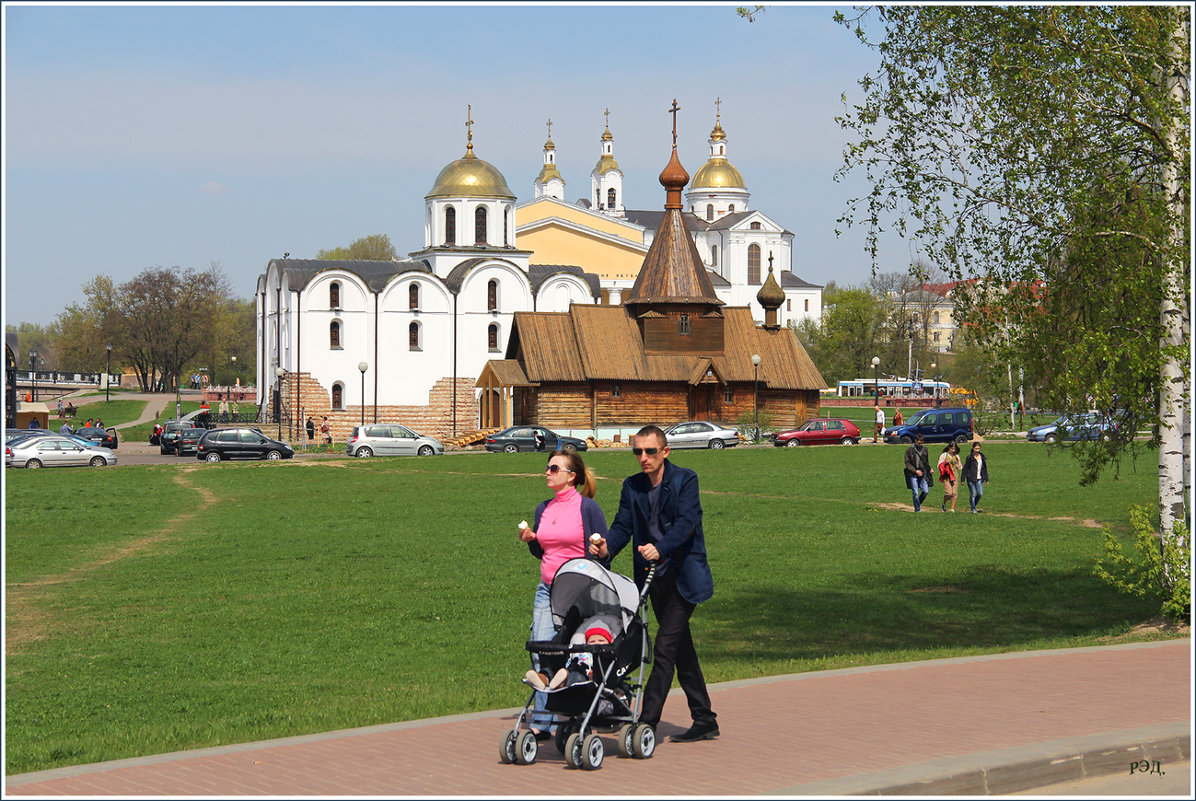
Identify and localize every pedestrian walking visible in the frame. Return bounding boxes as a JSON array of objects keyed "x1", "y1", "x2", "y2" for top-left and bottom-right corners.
[
  {"x1": 962, "y1": 442, "x2": 990, "y2": 513},
  {"x1": 903, "y1": 433, "x2": 933, "y2": 512},
  {"x1": 937, "y1": 441, "x2": 961, "y2": 512},
  {"x1": 306, "y1": 417, "x2": 316, "y2": 442},
  {"x1": 874, "y1": 403, "x2": 885, "y2": 443}
]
